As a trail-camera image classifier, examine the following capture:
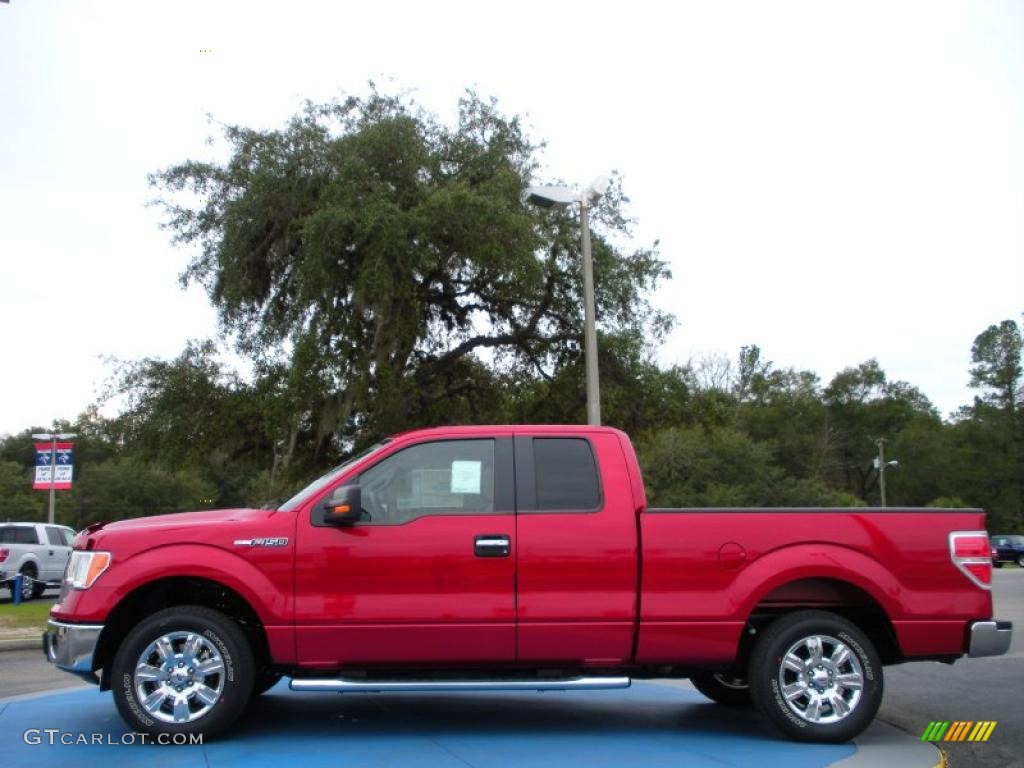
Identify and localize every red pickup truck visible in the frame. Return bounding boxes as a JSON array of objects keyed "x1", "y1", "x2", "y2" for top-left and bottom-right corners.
[{"x1": 44, "y1": 425, "x2": 1011, "y2": 743}]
